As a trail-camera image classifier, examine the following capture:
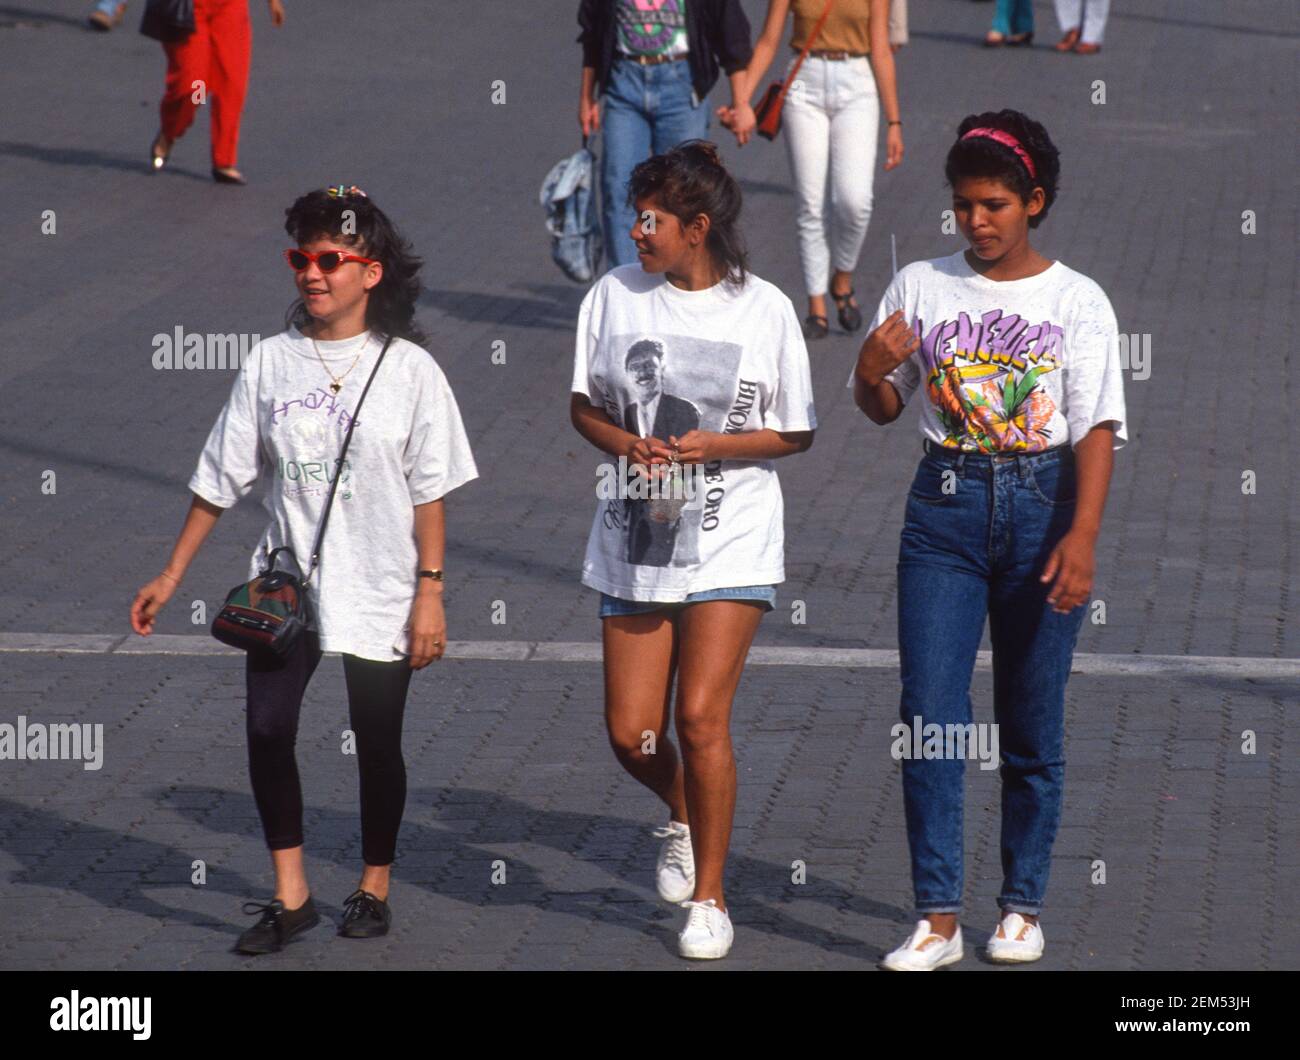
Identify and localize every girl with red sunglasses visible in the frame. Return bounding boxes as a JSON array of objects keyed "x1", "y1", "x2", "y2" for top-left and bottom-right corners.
[{"x1": 130, "y1": 187, "x2": 478, "y2": 954}]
